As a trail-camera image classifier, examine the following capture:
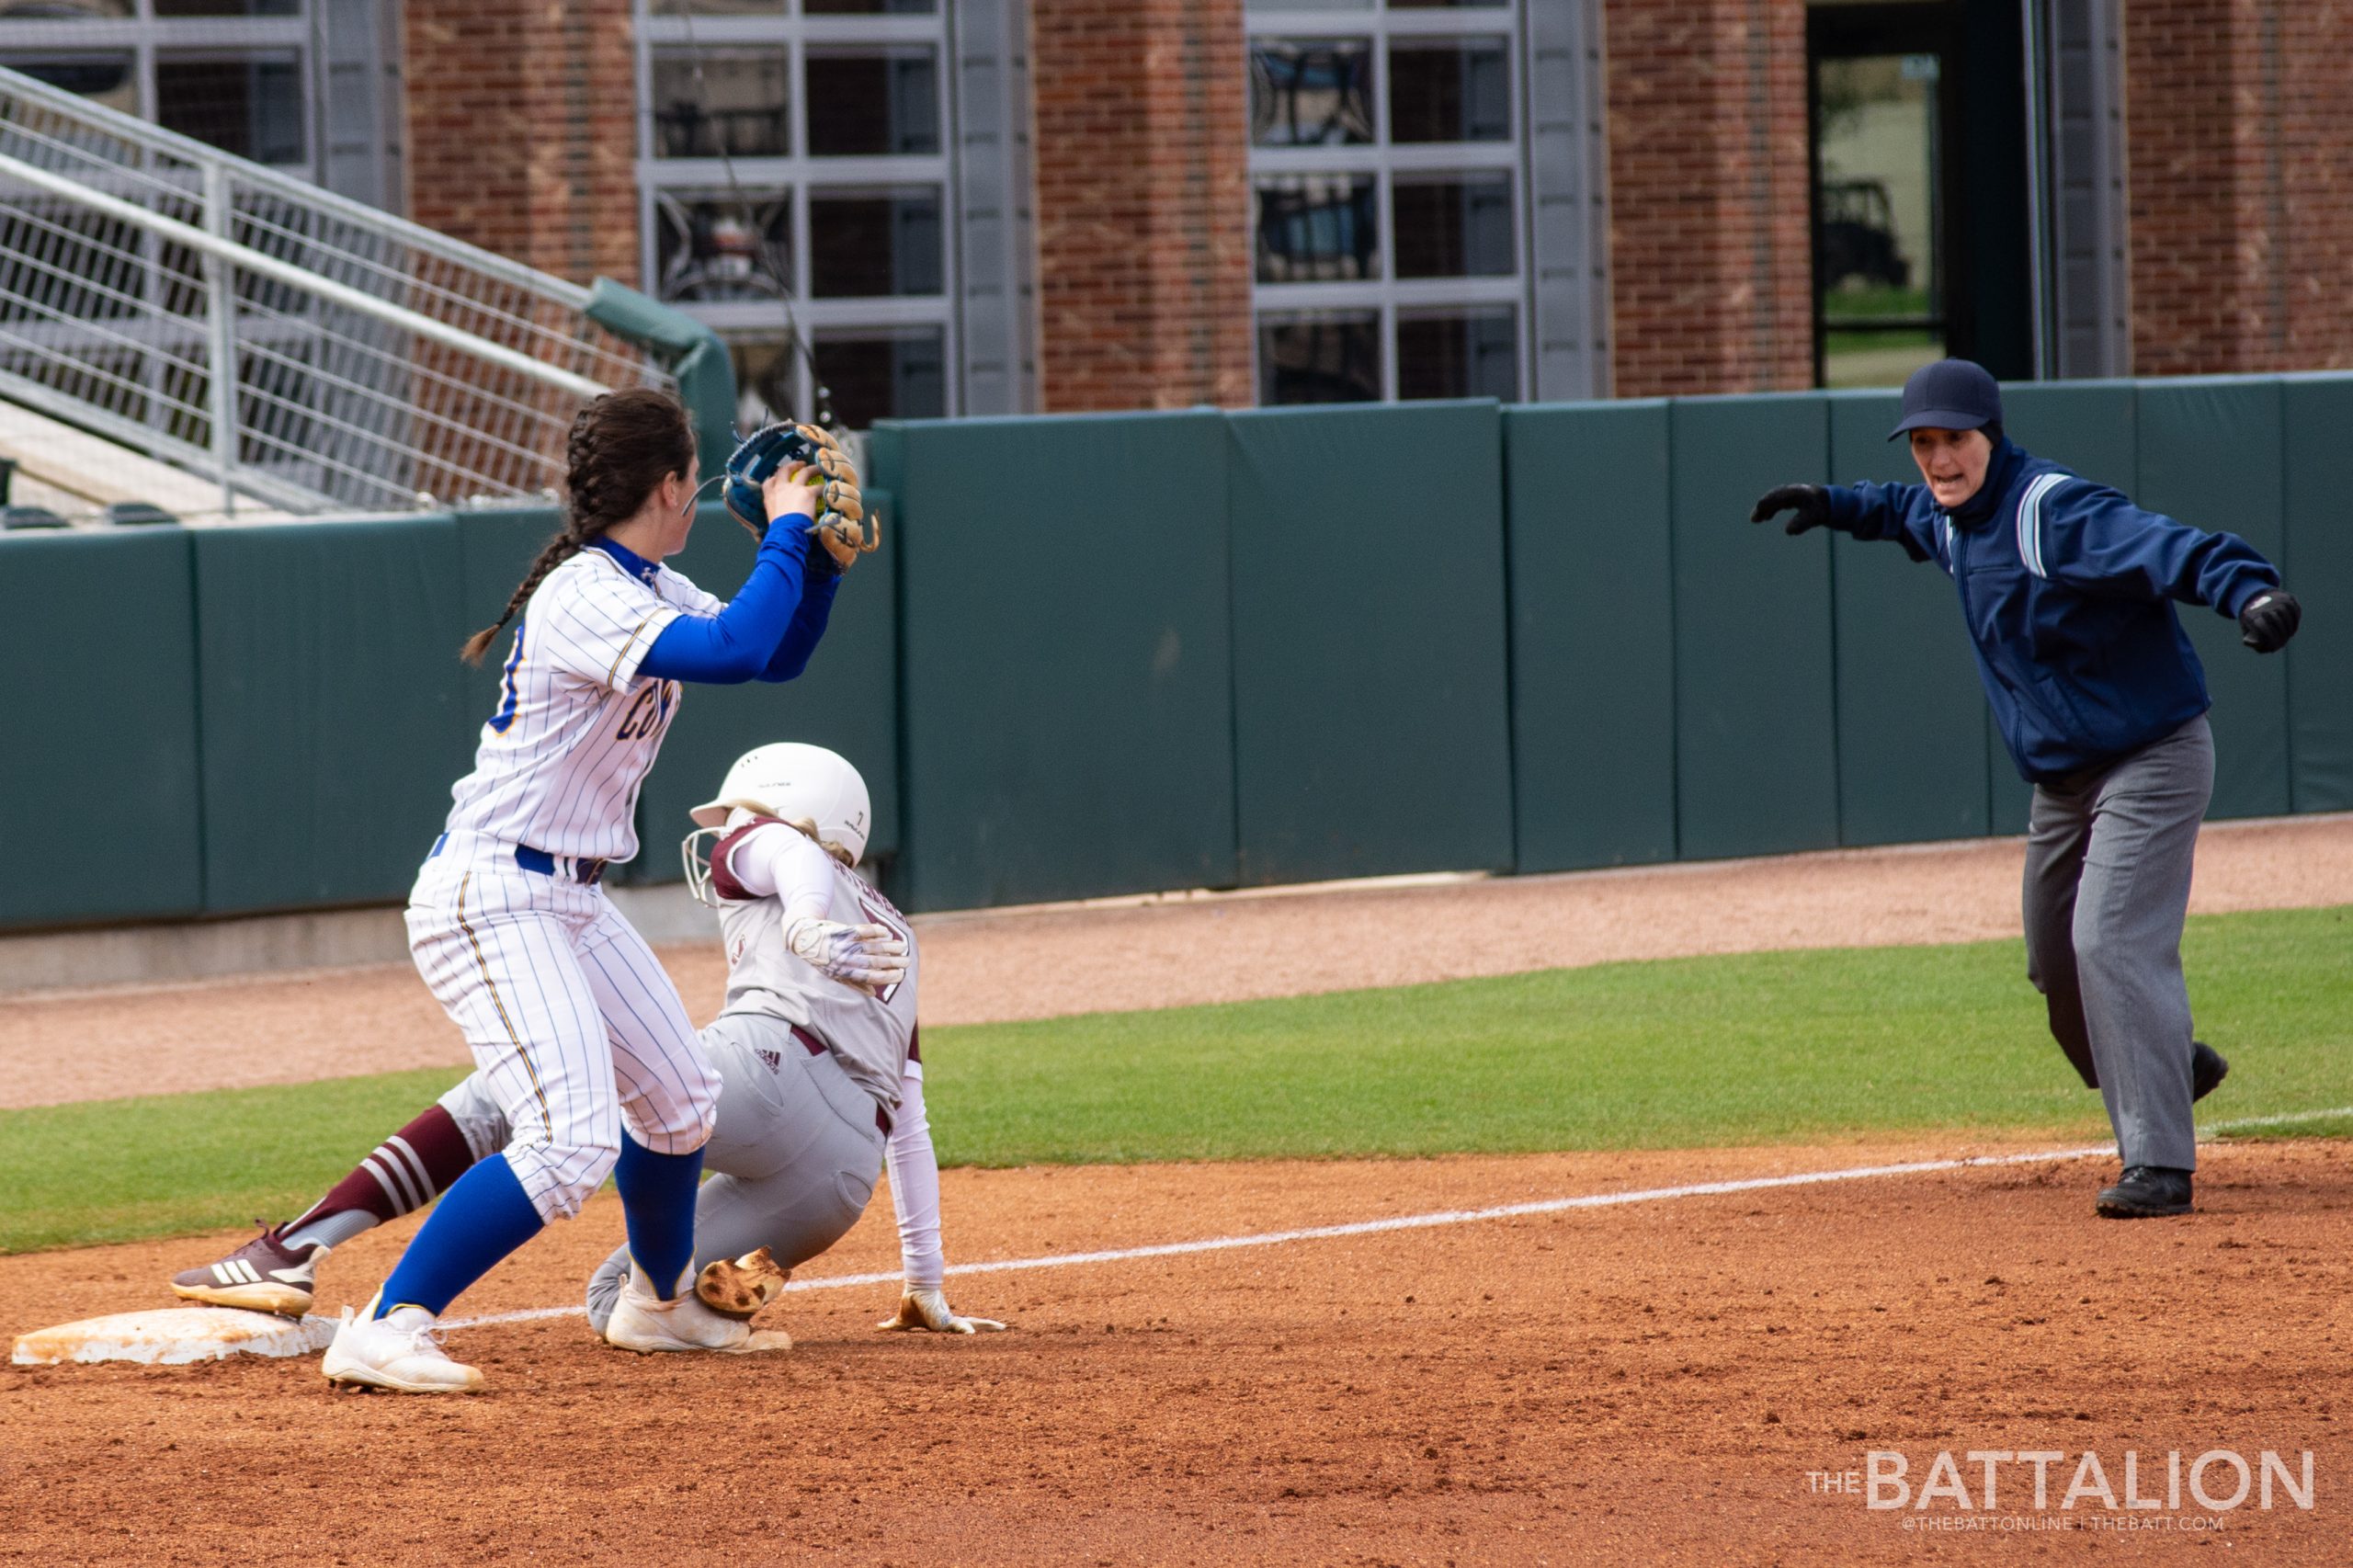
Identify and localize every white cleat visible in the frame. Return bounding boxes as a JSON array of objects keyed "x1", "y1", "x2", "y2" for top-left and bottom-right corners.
[
  {"x1": 604, "y1": 1265, "x2": 790, "y2": 1354},
  {"x1": 321, "y1": 1291, "x2": 483, "y2": 1393}
]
